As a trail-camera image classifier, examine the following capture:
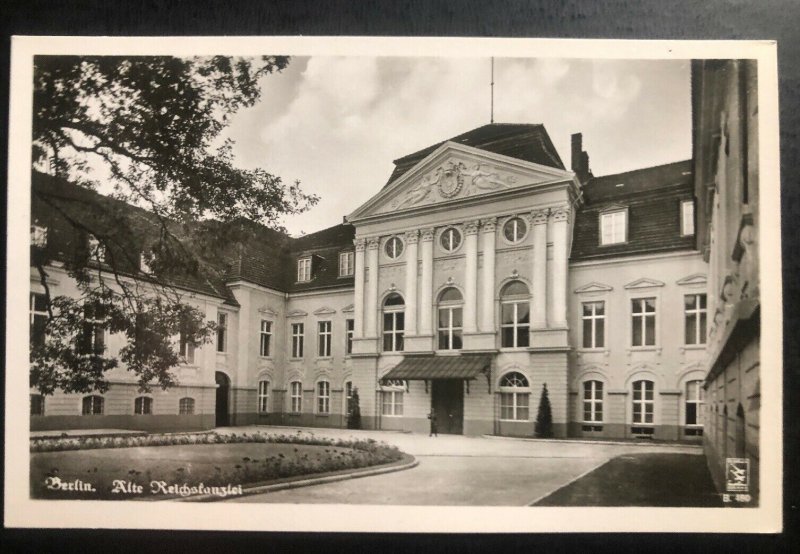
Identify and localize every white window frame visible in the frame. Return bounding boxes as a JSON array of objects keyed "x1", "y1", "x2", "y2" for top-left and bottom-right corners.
[
  {"x1": 31, "y1": 224, "x2": 48, "y2": 248},
  {"x1": 600, "y1": 209, "x2": 627, "y2": 245},
  {"x1": 582, "y1": 380, "x2": 604, "y2": 423},
  {"x1": 344, "y1": 380, "x2": 353, "y2": 413},
  {"x1": 260, "y1": 320, "x2": 272, "y2": 357},
  {"x1": 179, "y1": 328, "x2": 195, "y2": 364},
  {"x1": 681, "y1": 199, "x2": 695, "y2": 236},
  {"x1": 297, "y1": 257, "x2": 312, "y2": 282},
  {"x1": 291, "y1": 323, "x2": 304, "y2": 358},
  {"x1": 339, "y1": 251, "x2": 354, "y2": 277},
  {"x1": 685, "y1": 380, "x2": 705, "y2": 427},
  {"x1": 30, "y1": 292, "x2": 48, "y2": 347},
  {"x1": 581, "y1": 301, "x2": 605, "y2": 349},
  {"x1": 178, "y1": 397, "x2": 195, "y2": 415},
  {"x1": 258, "y1": 380, "x2": 270, "y2": 414},
  {"x1": 318, "y1": 320, "x2": 332, "y2": 358},
  {"x1": 82, "y1": 395, "x2": 104, "y2": 415},
  {"x1": 631, "y1": 380, "x2": 655, "y2": 425},
  {"x1": 384, "y1": 236, "x2": 404, "y2": 259},
  {"x1": 382, "y1": 297, "x2": 405, "y2": 352},
  {"x1": 345, "y1": 319, "x2": 354, "y2": 355},
  {"x1": 502, "y1": 216, "x2": 528, "y2": 244},
  {"x1": 134, "y1": 396, "x2": 153, "y2": 415},
  {"x1": 380, "y1": 380, "x2": 405, "y2": 417},
  {"x1": 684, "y1": 293, "x2": 707, "y2": 346},
  {"x1": 498, "y1": 372, "x2": 530, "y2": 421},
  {"x1": 437, "y1": 305, "x2": 463, "y2": 350},
  {"x1": 81, "y1": 301, "x2": 106, "y2": 355},
  {"x1": 216, "y1": 312, "x2": 227, "y2": 353},
  {"x1": 631, "y1": 297, "x2": 657, "y2": 347},
  {"x1": 290, "y1": 381, "x2": 303, "y2": 413},
  {"x1": 440, "y1": 227, "x2": 462, "y2": 252},
  {"x1": 316, "y1": 380, "x2": 331, "y2": 414}
]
